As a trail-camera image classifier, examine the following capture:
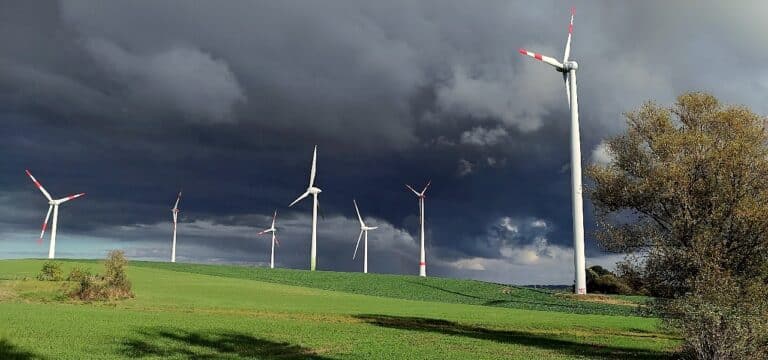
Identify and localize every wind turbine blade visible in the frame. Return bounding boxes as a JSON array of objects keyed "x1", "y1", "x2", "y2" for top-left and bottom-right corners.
[
  {"x1": 257, "y1": 228, "x2": 271, "y2": 235},
  {"x1": 405, "y1": 184, "x2": 420, "y2": 196},
  {"x1": 353, "y1": 199, "x2": 364, "y2": 227},
  {"x1": 25, "y1": 170, "x2": 52, "y2": 201},
  {"x1": 518, "y1": 49, "x2": 564, "y2": 70},
  {"x1": 420, "y1": 180, "x2": 431, "y2": 195},
  {"x1": 309, "y1": 145, "x2": 317, "y2": 188},
  {"x1": 271, "y1": 210, "x2": 277, "y2": 228},
  {"x1": 57, "y1": 193, "x2": 85, "y2": 203},
  {"x1": 274, "y1": 235, "x2": 280, "y2": 247},
  {"x1": 564, "y1": 73, "x2": 571, "y2": 108},
  {"x1": 563, "y1": 7, "x2": 574, "y2": 63},
  {"x1": 38, "y1": 205, "x2": 53, "y2": 244},
  {"x1": 289, "y1": 191, "x2": 310, "y2": 207},
  {"x1": 316, "y1": 196, "x2": 325, "y2": 219},
  {"x1": 352, "y1": 230, "x2": 364, "y2": 259},
  {"x1": 173, "y1": 191, "x2": 182, "y2": 209}
]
